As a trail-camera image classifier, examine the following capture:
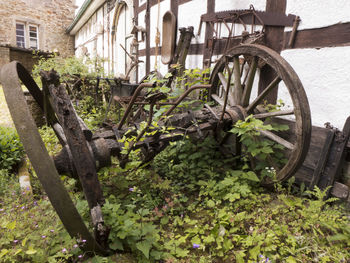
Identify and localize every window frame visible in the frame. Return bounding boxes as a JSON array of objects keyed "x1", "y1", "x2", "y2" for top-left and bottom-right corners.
[
  {"x1": 15, "y1": 22, "x2": 40, "y2": 49},
  {"x1": 16, "y1": 22, "x2": 26, "y2": 48},
  {"x1": 28, "y1": 24, "x2": 39, "y2": 49}
]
